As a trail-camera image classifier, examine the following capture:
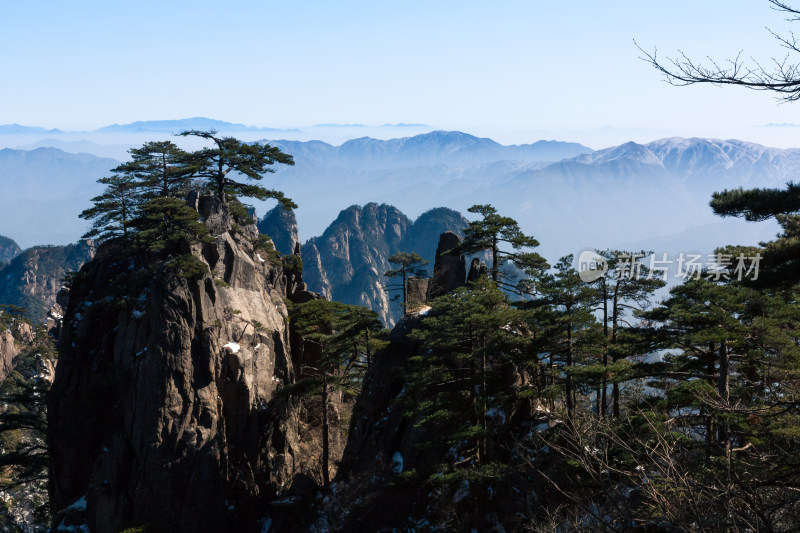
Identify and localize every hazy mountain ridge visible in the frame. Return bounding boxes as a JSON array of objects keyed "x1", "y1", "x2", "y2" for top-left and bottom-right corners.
[
  {"x1": 0, "y1": 148, "x2": 119, "y2": 248},
  {"x1": 0, "y1": 124, "x2": 65, "y2": 135},
  {"x1": 16, "y1": 138, "x2": 131, "y2": 159},
  {"x1": 94, "y1": 117, "x2": 300, "y2": 134},
  {"x1": 0, "y1": 235, "x2": 20, "y2": 265},
  {"x1": 0, "y1": 133, "x2": 795, "y2": 260},
  {"x1": 268, "y1": 130, "x2": 593, "y2": 169}
]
